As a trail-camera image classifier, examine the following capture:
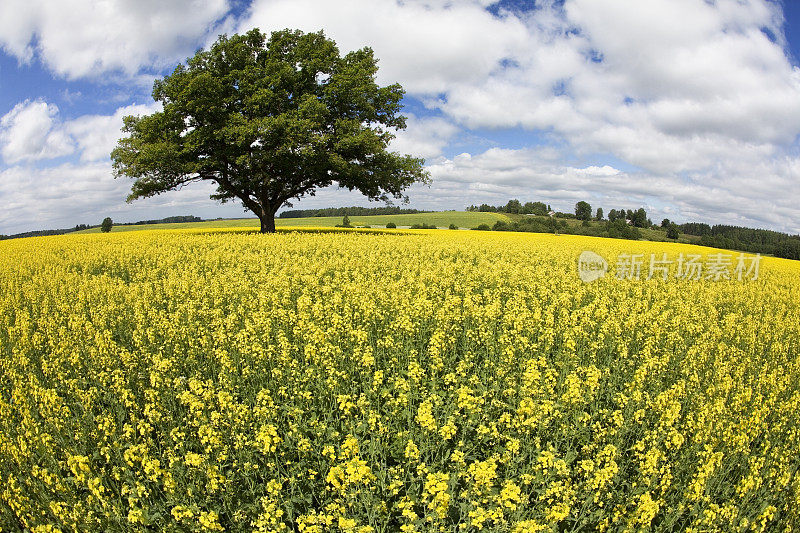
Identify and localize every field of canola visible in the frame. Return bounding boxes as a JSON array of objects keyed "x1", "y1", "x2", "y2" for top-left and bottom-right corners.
[{"x1": 1, "y1": 228, "x2": 799, "y2": 532}]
